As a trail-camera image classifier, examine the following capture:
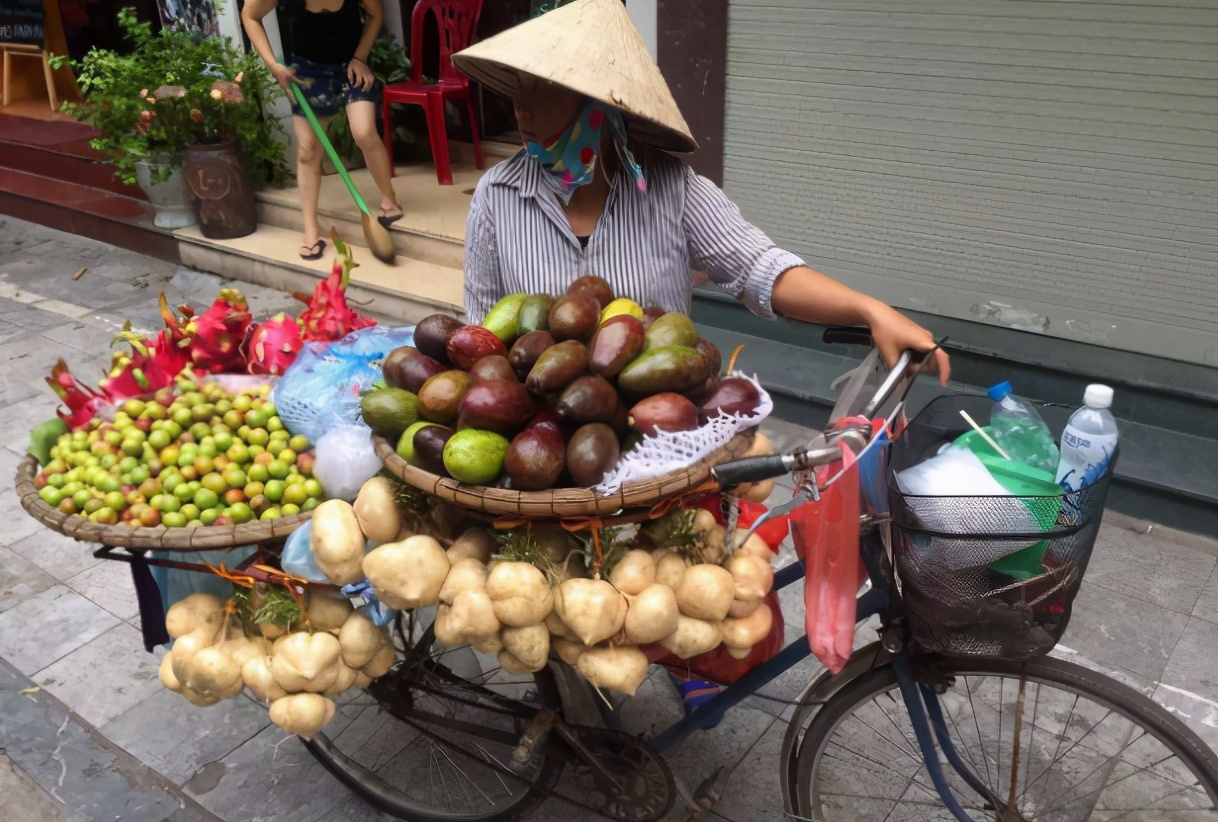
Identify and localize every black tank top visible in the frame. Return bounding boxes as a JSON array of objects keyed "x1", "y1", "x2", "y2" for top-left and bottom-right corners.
[{"x1": 294, "y1": 0, "x2": 364, "y2": 65}]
